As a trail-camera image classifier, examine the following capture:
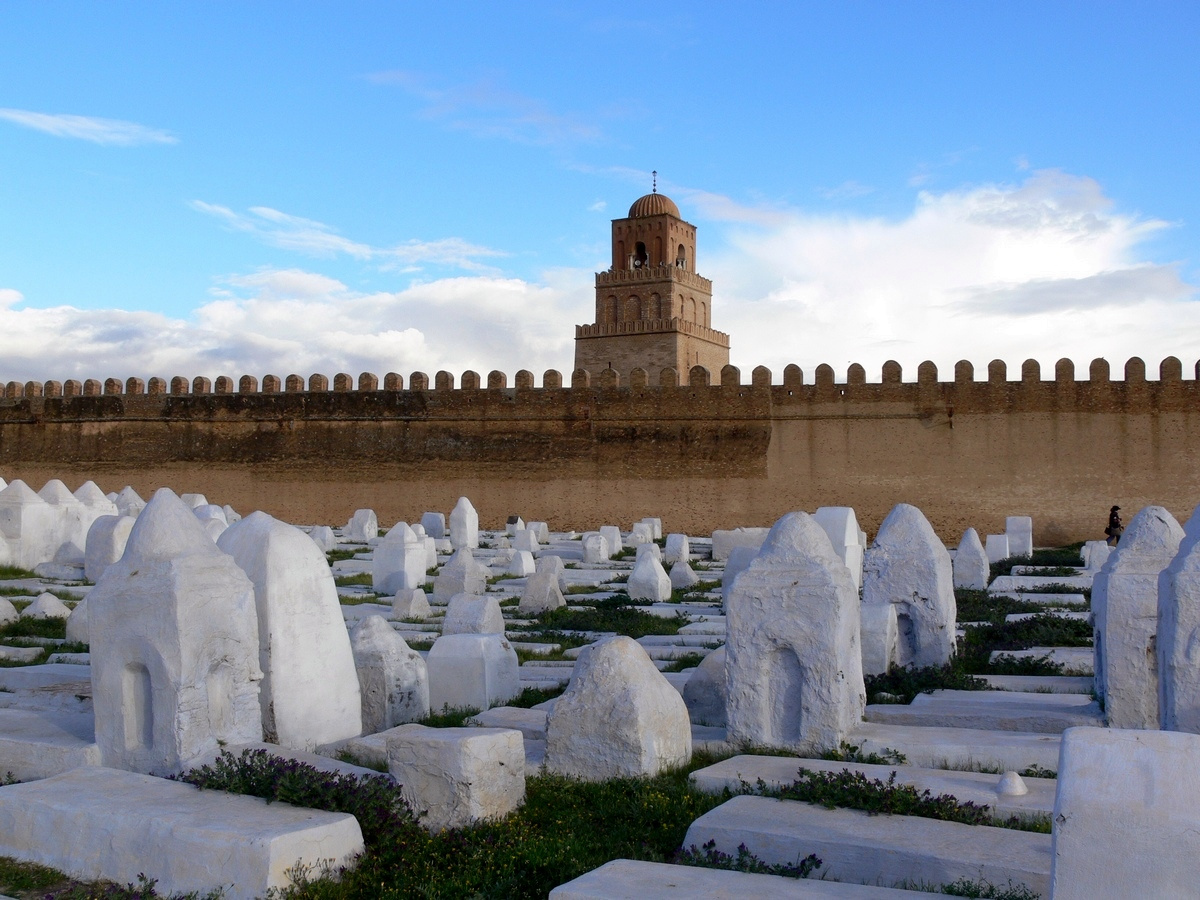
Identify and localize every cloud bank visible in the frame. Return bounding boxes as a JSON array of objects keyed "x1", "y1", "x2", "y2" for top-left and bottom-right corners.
[
  {"x1": 0, "y1": 109, "x2": 177, "y2": 145},
  {"x1": 0, "y1": 170, "x2": 1194, "y2": 386}
]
